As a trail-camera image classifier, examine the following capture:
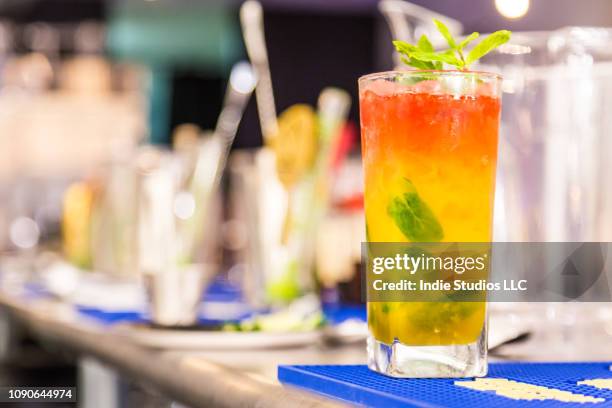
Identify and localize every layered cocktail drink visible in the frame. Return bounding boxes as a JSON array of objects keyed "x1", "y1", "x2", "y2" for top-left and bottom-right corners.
[{"x1": 360, "y1": 71, "x2": 502, "y2": 377}]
